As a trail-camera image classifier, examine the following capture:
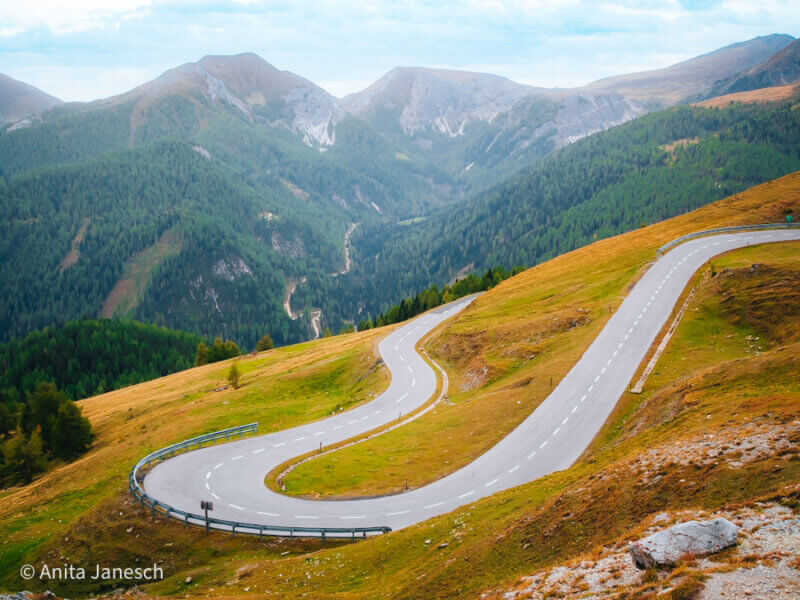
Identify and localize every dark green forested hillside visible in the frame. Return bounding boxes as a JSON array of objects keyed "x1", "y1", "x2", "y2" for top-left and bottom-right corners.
[
  {"x1": 345, "y1": 99, "x2": 800, "y2": 319},
  {"x1": 0, "y1": 319, "x2": 201, "y2": 403},
  {"x1": 0, "y1": 76, "x2": 456, "y2": 347},
  {"x1": 0, "y1": 139, "x2": 326, "y2": 347}
]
